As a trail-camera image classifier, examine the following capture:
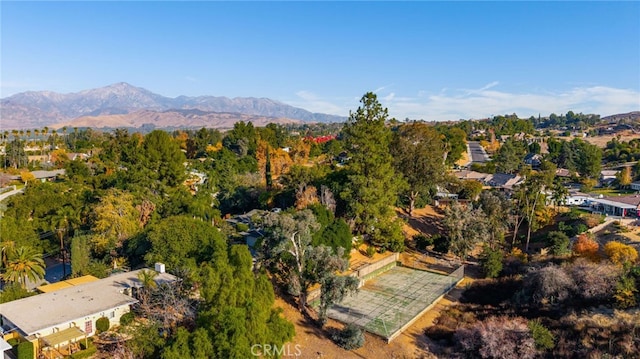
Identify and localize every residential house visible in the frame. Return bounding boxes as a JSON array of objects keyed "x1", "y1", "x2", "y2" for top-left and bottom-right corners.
[
  {"x1": 631, "y1": 181, "x2": 640, "y2": 191},
  {"x1": 452, "y1": 170, "x2": 492, "y2": 183},
  {"x1": 590, "y1": 195, "x2": 640, "y2": 217},
  {"x1": 523, "y1": 153, "x2": 543, "y2": 169},
  {"x1": 555, "y1": 168, "x2": 573, "y2": 178},
  {"x1": 65, "y1": 153, "x2": 89, "y2": 161},
  {"x1": 6, "y1": 169, "x2": 66, "y2": 183},
  {"x1": 0, "y1": 266, "x2": 176, "y2": 358},
  {"x1": 484, "y1": 173, "x2": 523, "y2": 192},
  {"x1": 599, "y1": 170, "x2": 620, "y2": 187},
  {"x1": 0, "y1": 338, "x2": 11, "y2": 359},
  {"x1": 564, "y1": 192, "x2": 592, "y2": 206}
]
